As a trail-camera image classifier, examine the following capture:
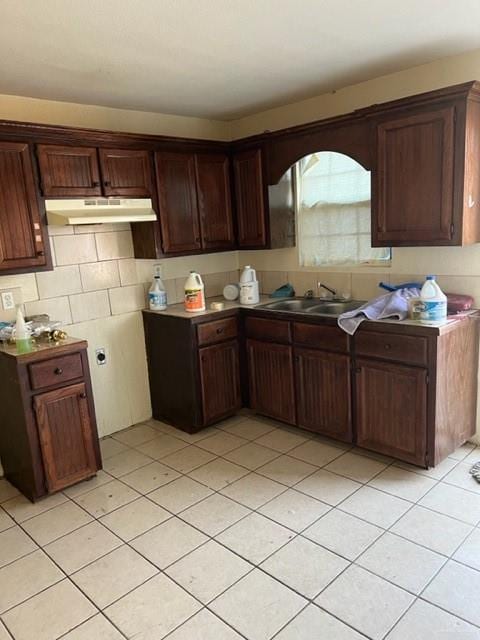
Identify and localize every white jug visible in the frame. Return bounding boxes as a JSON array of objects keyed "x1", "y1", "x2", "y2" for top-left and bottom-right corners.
[
  {"x1": 184, "y1": 271, "x2": 206, "y2": 312},
  {"x1": 239, "y1": 266, "x2": 260, "y2": 305}
]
